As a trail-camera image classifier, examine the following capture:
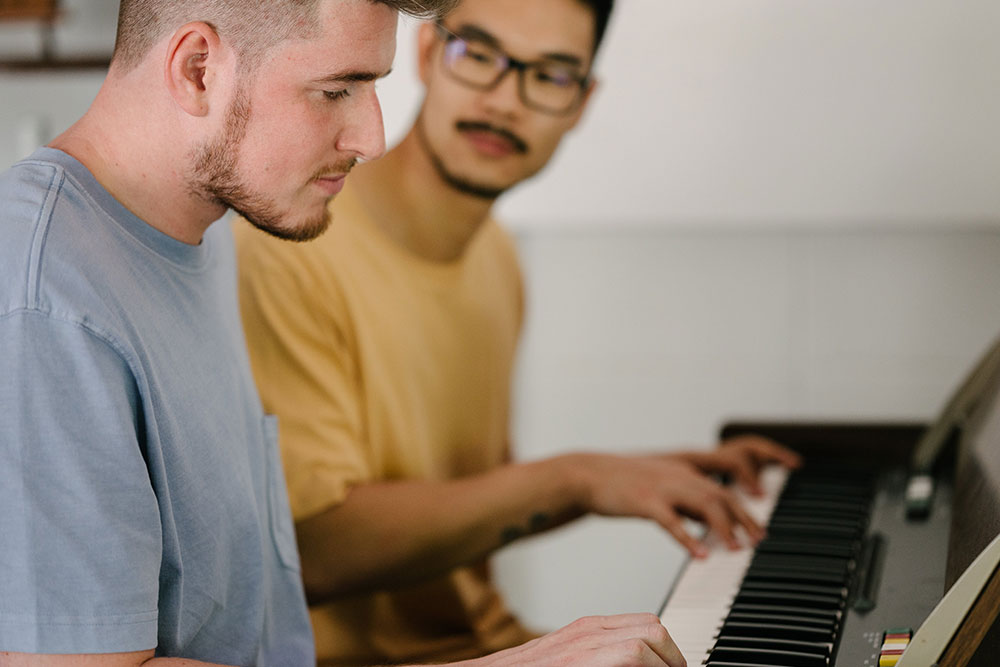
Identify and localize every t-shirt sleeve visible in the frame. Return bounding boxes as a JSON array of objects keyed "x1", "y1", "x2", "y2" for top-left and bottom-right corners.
[
  {"x1": 237, "y1": 234, "x2": 371, "y2": 522},
  {"x1": 0, "y1": 311, "x2": 161, "y2": 654}
]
